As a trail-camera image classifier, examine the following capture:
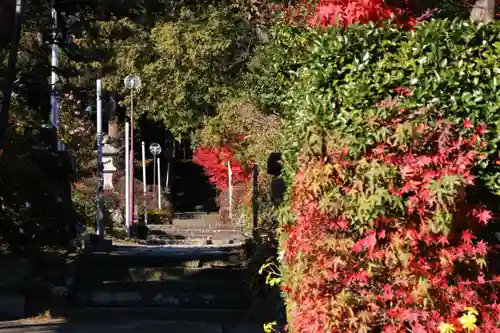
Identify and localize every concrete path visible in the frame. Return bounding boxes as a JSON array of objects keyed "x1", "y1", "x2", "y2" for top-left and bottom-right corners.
[{"x1": 0, "y1": 320, "x2": 263, "y2": 333}]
